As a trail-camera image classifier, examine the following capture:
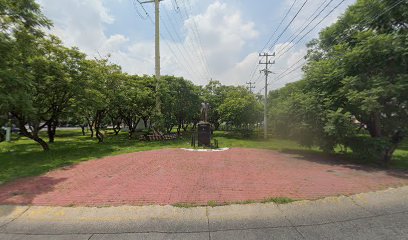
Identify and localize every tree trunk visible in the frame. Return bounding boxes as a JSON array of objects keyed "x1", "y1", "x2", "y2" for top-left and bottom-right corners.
[
  {"x1": 113, "y1": 123, "x2": 121, "y2": 135},
  {"x1": 383, "y1": 131, "x2": 405, "y2": 166},
  {"x1": 214, "y1": 122, "x2": 220, "y2": 131},
  {"x1": 88, "y1": 123, "x2": 94, "y2": 138},
  {"x1": 382, "y1": 146, "x2": 396, "y2": 166},
  {"x1": 143, "y1": 117, "x2": 148, "y2": 128},
  {"x1": 47, "y1": 124, "x2": 54, "y2": 143},
  {"x1": 367, "y1": 112, "x2": 382, "y2": 138},
  {"x1": 33, "y1": 136, "x2": 50, "y2": 151},
  {"x1": 95, "y1": 110, "x2": 105, "y2": 143},
  {"x1": 0, "y1": 131, "x2": 5, "y2": 142},
  {"x1": 80, "y1": 125, "x2": 86, "y2": 136},
  {"x1": 182, "y1": 122, "x2": 189, "y2": 132},
  {"x1": 177, "y1": 122, "x2": 181, "y2": 135},
  {"x1": 47, "y1": 121, "x2": 57, "y2": 143},
  {"x1": 96, "y1": 129, "x2": 104, "y2": 143},
  {"x1": 111, "y1": 118, "x2": 121, "y2": 135},
  {"x1": 20, "y1": 120, "x2": 49, "y2": 150},
  {"x1": 12, "y1": 113, "x2": 49, "y2": 151}
]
